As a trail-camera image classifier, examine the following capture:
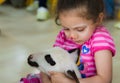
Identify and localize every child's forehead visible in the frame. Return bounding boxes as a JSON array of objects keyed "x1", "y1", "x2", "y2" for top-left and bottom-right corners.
[
  {"x1": 62, "y1": 23, "x2": 91, "y2": 29},
  {"x1": 59, "y1": 7, "x2": 88, "y2": 18},
  {"x1": 71, "y1": 24, "x2": 88, "y2": 28}
]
